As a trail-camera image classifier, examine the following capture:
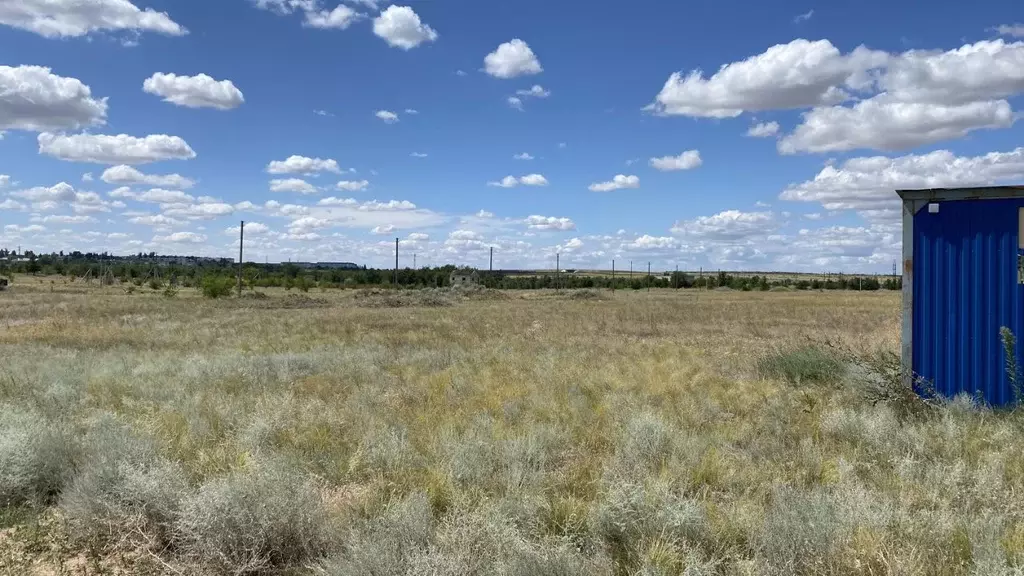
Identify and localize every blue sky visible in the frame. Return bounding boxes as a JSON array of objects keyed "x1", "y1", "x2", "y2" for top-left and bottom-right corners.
[{"x1": 1, "y1": 0, "x2": 1023, "y2": 271}]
